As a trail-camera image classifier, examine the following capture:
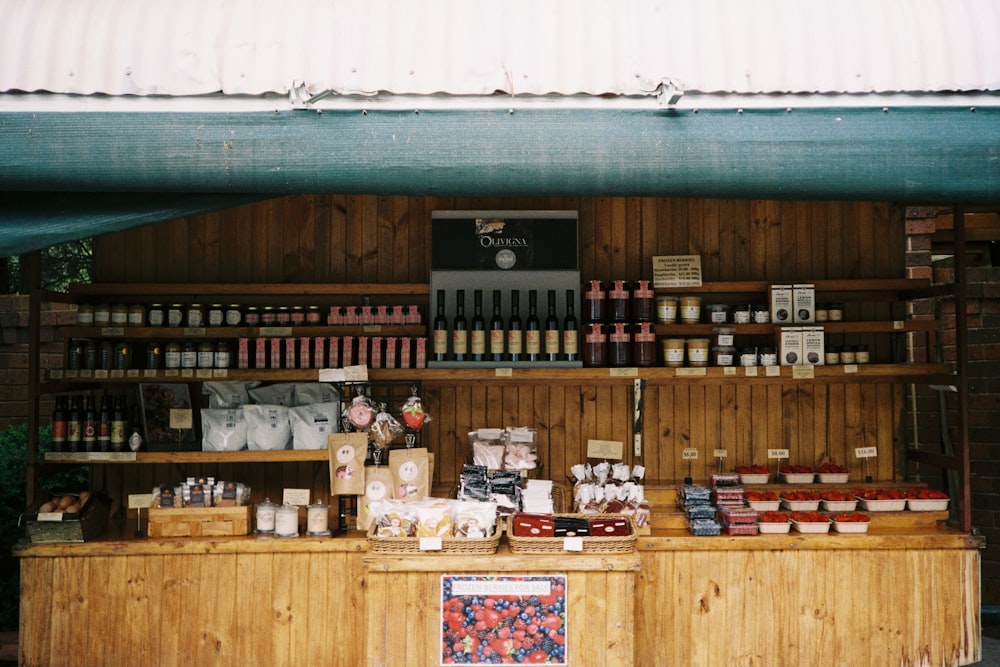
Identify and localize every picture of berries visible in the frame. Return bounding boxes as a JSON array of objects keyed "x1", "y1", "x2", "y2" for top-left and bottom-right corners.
[{"x1": 441, "y1": 575, "x2": 567, "y2": 665}]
